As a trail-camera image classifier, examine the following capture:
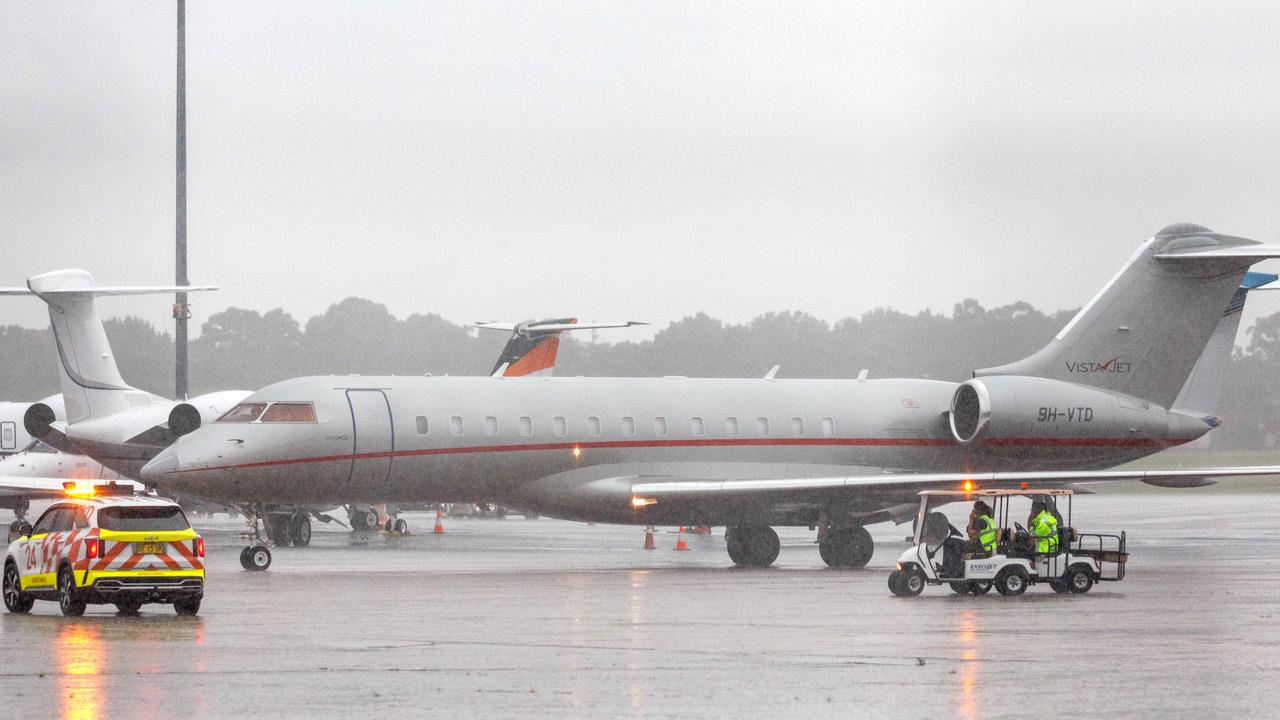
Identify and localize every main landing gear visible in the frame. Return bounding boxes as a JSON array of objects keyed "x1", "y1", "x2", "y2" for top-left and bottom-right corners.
[
  {"x1": 818, "y1": 526, "x2": 874, "y2": 569},
  {"x1": 265, "y1": 508, "x2": 312, "y2": 548},
  {"x1": 725, "y1": 526, "x2": 780, "y2": 567}
]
